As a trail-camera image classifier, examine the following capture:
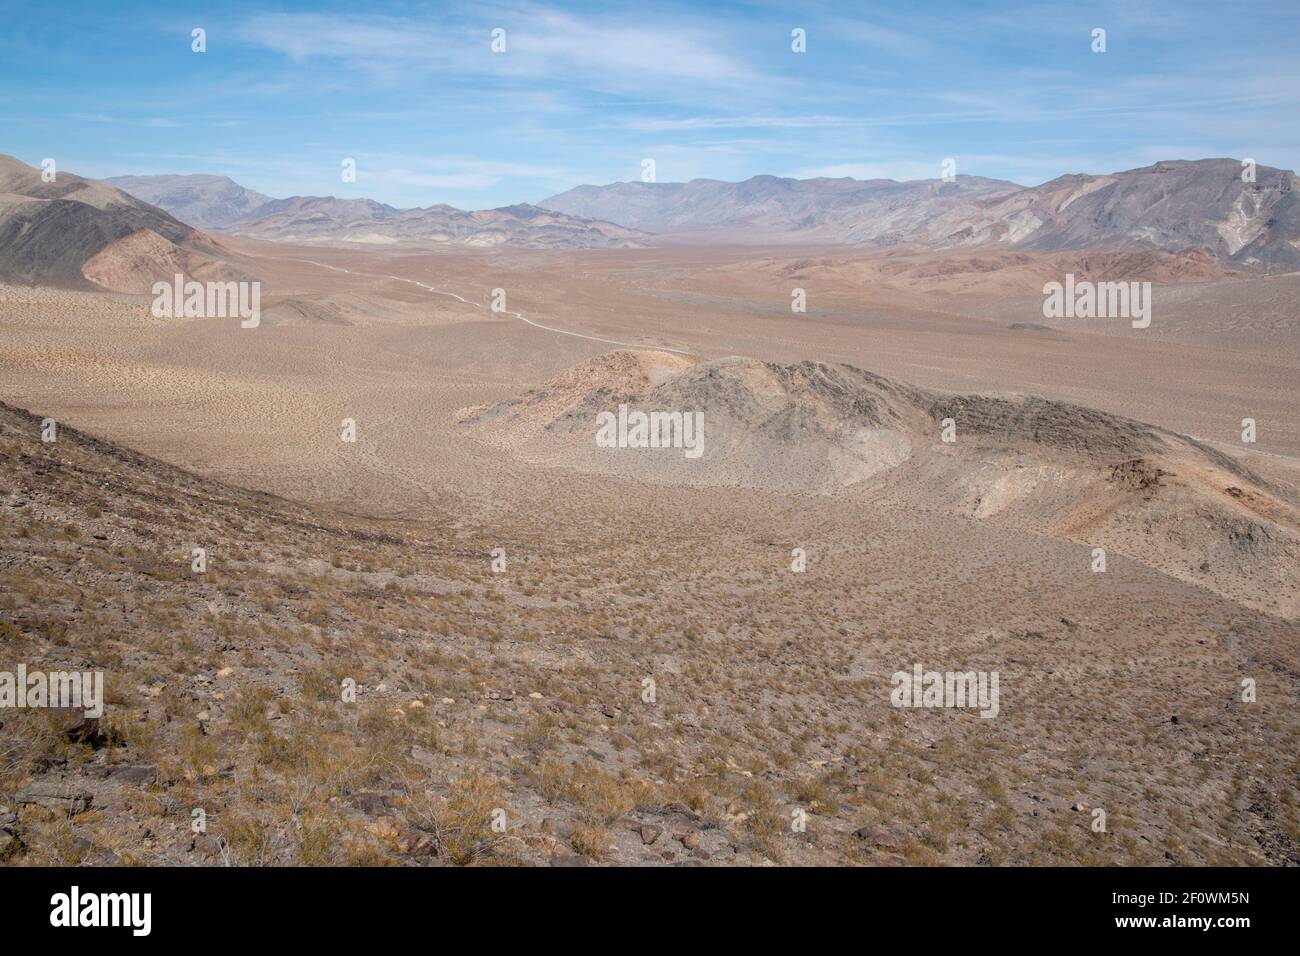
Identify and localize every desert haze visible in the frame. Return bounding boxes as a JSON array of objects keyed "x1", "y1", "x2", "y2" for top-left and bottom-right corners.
[{"x1": 0, "y1": 3, "x2": 1297, "y2": 886}]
